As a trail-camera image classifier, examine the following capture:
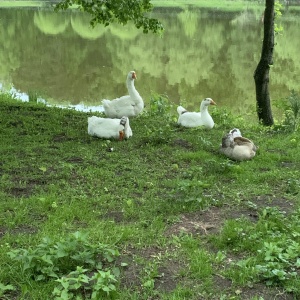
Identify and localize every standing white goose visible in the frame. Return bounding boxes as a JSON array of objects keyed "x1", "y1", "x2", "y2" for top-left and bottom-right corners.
[
  {"x1": 102, "y1": 71, "x2": 144, "y2": 118},
  {"x1": 177, "y1": 98, "x2": 216, "y2": 129},
  {"x1": 88, "y1": 116, "x2": 132, "y2": 140}
]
